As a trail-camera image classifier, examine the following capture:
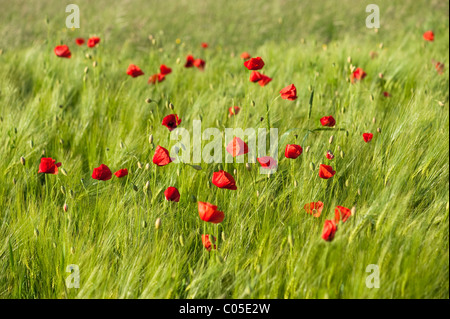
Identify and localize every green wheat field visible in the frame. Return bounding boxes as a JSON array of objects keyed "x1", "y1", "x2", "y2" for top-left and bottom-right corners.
[{"x1": 0, "y1": 0, "x2": 448, "y2": 299}]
